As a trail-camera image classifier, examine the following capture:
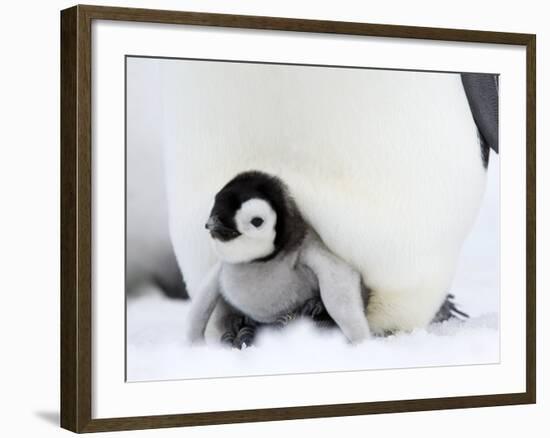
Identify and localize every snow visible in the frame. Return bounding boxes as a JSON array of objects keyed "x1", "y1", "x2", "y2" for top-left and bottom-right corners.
[
  {"x1": 125, "y1": 58, "x2": 501, "y2": 382},
  {"x1": 127, "y1": 290, "x2": 498, "y2": 381},
  {"x1": 126, "y1": 156, "x2": 500, "y2": 382}
]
